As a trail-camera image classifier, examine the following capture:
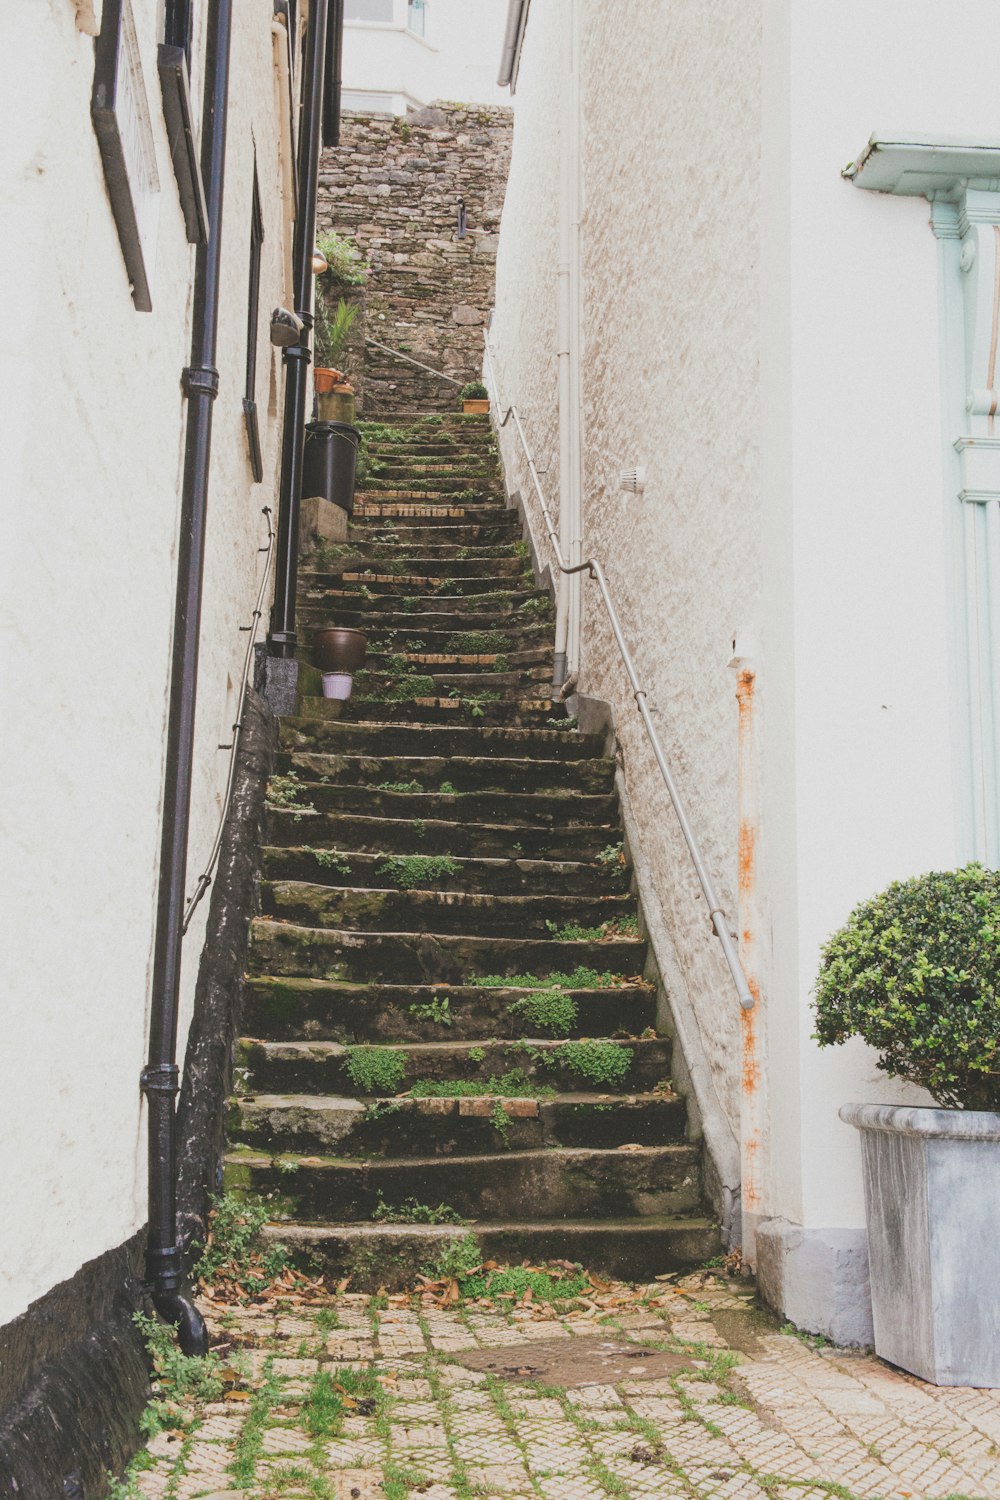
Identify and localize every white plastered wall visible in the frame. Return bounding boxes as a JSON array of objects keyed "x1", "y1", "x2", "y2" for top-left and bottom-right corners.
[
  {"x1": 492, "y1": 0, "x2": 1000, "y2": 1330},
  {"x1": 0, "y1": 0, "x2": 291, "y2": 1326}
]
